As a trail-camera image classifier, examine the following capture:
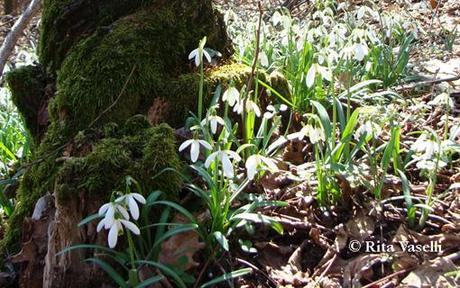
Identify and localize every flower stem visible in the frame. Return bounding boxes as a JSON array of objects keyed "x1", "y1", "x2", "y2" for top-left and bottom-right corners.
[{"x1": 126, "y1": 231, "x2": 138, "y2": 286}]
